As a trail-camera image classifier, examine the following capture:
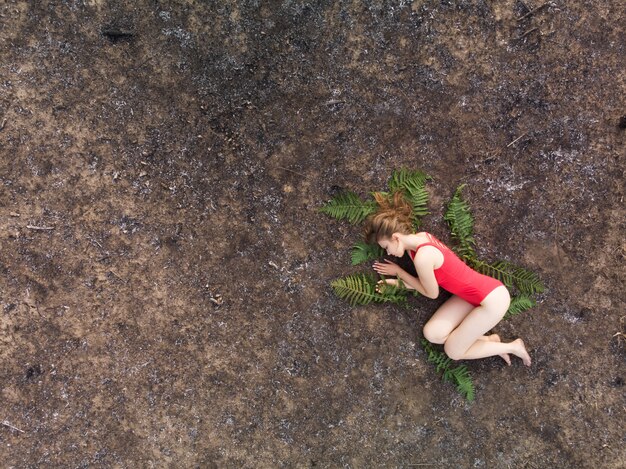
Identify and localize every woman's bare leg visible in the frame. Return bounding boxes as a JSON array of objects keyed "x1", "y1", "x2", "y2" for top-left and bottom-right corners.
[
  {"x1": 443, "y1": 286, "x2": 531, "y2": 366},
  {"x1": 481, "y1": 334, "x2": 511, "y2": 365},
  {"x1": 422, "y1": 295, "x2": 474, "y2": 344},
  {"x1": 422, "y1": 297, "x2": 509, "y2": 365}
]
